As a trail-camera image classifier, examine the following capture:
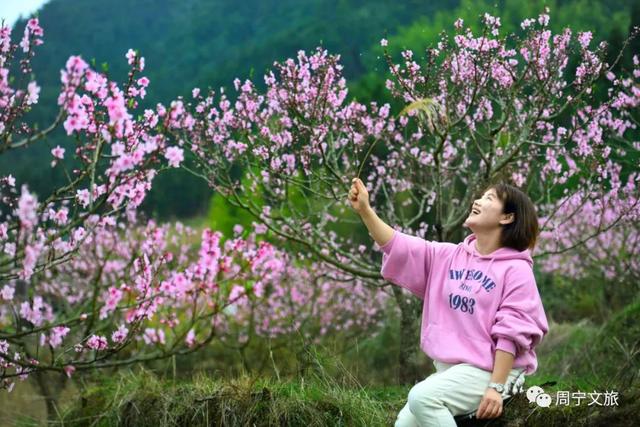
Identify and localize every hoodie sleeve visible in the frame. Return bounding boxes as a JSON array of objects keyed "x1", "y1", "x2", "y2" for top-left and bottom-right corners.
[
  {"x1": 379, "y1": 229, "x2": 455, "y2": 299},
  {"x1": 490, "y1": 263, "x2": 549, "y2": 356}
]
